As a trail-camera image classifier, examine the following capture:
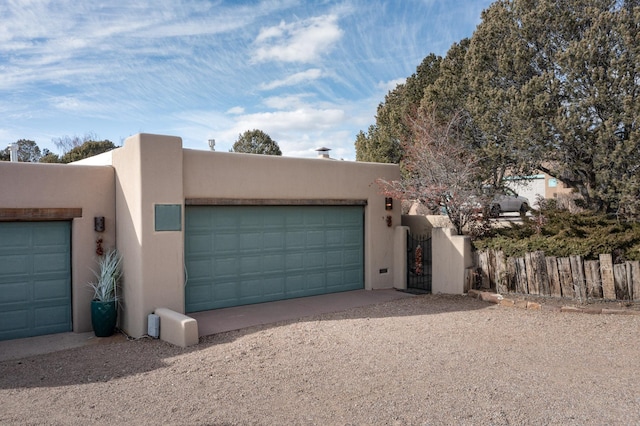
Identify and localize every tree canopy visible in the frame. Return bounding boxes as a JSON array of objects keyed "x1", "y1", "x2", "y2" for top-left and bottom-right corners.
[
  {"x1": 230, "y1": 129, "x2": 282, "y2": 155},
  {"x1": 0, "y1": 139, "x2": 41, "y2": 162},
  {"x1": 357, "y1": 0, "x2": 640, "y2": 216},
  {"x1": 60, "y1": 140, "x2": 117, "y2": 163},
  {"x1": 0, "y1": 135, "x2": 117, "y2": 164}
]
